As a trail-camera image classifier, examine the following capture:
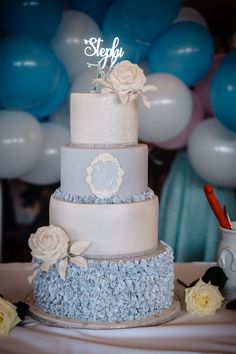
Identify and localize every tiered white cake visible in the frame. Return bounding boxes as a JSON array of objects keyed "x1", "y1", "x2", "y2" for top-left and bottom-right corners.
[{"x1": 28, "y1": 61, "x2": 175, "y2": 324}]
